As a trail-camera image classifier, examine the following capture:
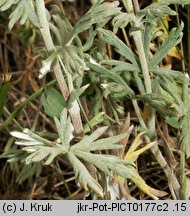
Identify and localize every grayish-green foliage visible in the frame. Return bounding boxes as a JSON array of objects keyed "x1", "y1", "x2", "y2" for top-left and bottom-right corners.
[
  {"x1": 2, "y1": 109, "x2": 136, "y2": 196},
  {"x1": 0, "y1": 0, "x2": 40, "y2": 29},
  {"x1": 87, "y1": 0, "x2": 190, "y2": 157},
  {"x1": 1, "y1": 0, "x2": 190, "y2": 198}
]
